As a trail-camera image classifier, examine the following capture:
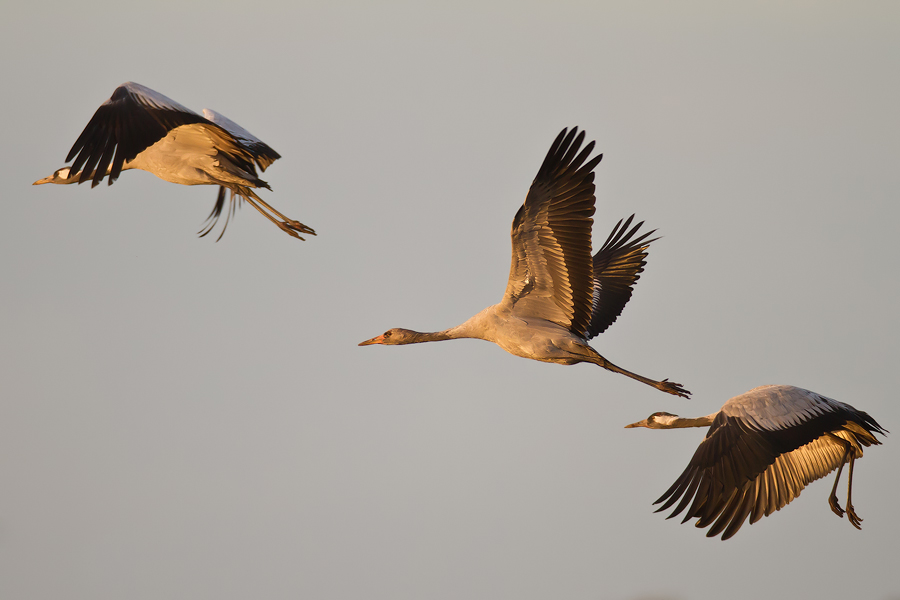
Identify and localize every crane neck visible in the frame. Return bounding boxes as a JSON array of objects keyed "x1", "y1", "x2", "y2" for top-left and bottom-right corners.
[
  {"x1": 402, "y1": 329, "x2": 456, "y2": 343},
  {"x1": 661, "y1": 414, "x2": 717, "y2": 429},
  {"x1": 401, "y1": 320, "x2": 487, "y2": 344}
]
